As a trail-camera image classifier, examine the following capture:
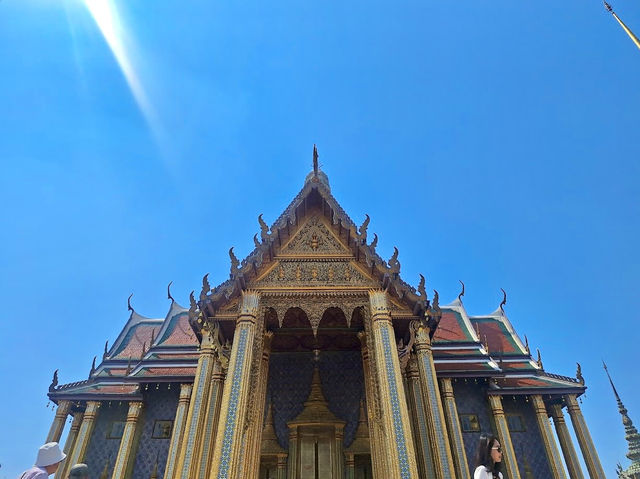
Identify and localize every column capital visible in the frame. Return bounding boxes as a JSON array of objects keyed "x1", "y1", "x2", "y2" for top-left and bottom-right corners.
[
  {"x1": 56, "y1": 400, "x2": 72, "y2": 416},
  {"x1": 368, "y1": 290, "x2": 391, "y2": 321},
  {"x1": 564, "y1": 394, "x2": 580, "y2": 411},
  {"x1": 239, "y1": 290, "x2": 261, "y2": 321},
  {"x1": 413, "y1": 320, "x2": 433, "y2": 351},
  {"x1": 440, "y1": 377, "x2": 454, "y2": 398},
  {"x1": 179, "y1": 383, "x2": 193, "y2": 401}
]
